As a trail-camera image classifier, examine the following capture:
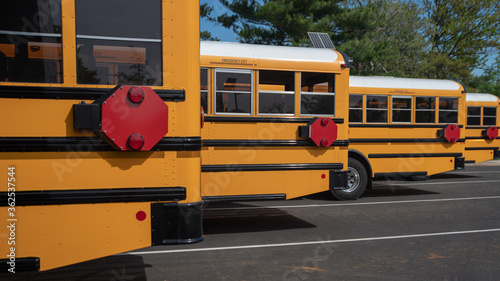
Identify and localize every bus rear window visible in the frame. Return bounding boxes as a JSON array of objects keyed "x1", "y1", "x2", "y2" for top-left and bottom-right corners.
[
  {"x1": 483, "y1": 107, "x2": 497, "y2": 126},
  {"x1": 259, "y1": 70, "x2": 294, "y2": 115},
  {"x1": 392, "y1": 96, "x2": 412, "y2": 123},
  {"x1": 300, "y1": 72, "x2": 335, "y2": 116},
  {"x1": 467, "y1": 107, "x2": 481, "y2": 126},
  {"x1": 0, "y1": 0, "x2": 62, "y2": 83},
  {"x1": 201, "y1": 68, "x2": 208, "y2": 114},
  {"x1": 349, "y1": 94, "x2": 363, "y2": 123},
  {"x1": 75, "y1": 0, "x2": 162, "y2": 85},
  {"x1": 439, "y1": 97, "x2": 458, "y2": 123},
  {"x1": 366, "y1": 95, "x2": 387, "y2": 123},
  {"x1": 215, "y1": 69, "x2": 252, "y2": 114},
  {"x1": 416, "y1": 97, "x2": 436, "y2": 123}
]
